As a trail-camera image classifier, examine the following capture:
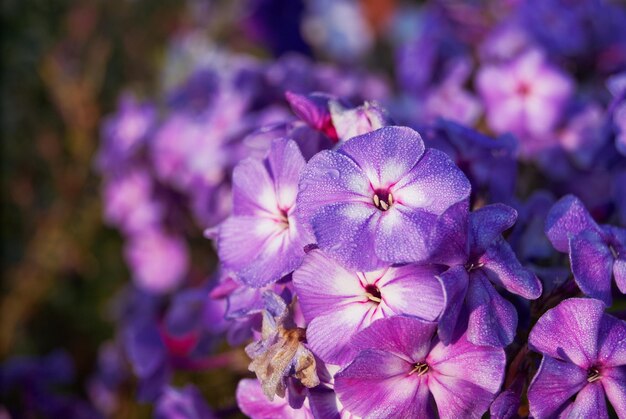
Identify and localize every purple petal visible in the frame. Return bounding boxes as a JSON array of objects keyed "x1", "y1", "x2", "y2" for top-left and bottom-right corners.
[
  {"x1": 266, "y1": 139, "x2": 307, "y2": 209},
  {"x1": 490, "y1": 385, "x2": 521, "y2": 419},
  {"x1": 614, "y1": 258, "x2": 626, "y2": 294},
  {"x1": 124, "y1": 321, "x2": 166, "y2": 379},
  {"x1": 297, "y1": 149, "x2": 372, "y2": 224},
  {"x1": 309, "y1": 202, "x2": 383, "y2": 271},
  {"x1": 377, "y1": 264, "x2": 444, "y2": 321},
  {"x1": 218, "y1": 215, "x2": 308, "y2": 287},
  {"x1": 285, "y1": 91, "x2": 337, "y2": 140},
  {"x1": 338, "y1": 126, "x2": 425, "y2": 188},
  {"x1": 597, "y1": 314, "x2": 626, "y2": 368},
  {"x1": 528, "y1": 298, "x2": 604, "y2": 368},
  {"x1": 568, "y1": 382, "x2": 608, "y2": 419},
  {"x1": 545, "y1": 194, "x2": 600, "y2": 253},
  {"x1": 236, "y1": 378, "x2": 314, "y2": 419},
  {"x1": 293, "y1": 249, "x2": 364, "y2": 321},
  {"x1": 392, "y1": 148, "x2": 471, "y2": 215},
  {"x1": 479, "y1": 238, "x2": 543, "y2": 299},
  {"x1": 334, "y1": 349, "x2": 433, "y2": 419},
  {"x1": 155, "y1": 385, "x2": 215, "y2": 419},
  {"x1": 469, "y1": 204, "x2": 518, "y2": 257},
  {"x1": 373, "y1": 207, "x2": 437, "y2": 263},
  {"x1": 232, "y1": 157, "x2": 278, "y2": 217},
  {"x1": 527, "y1": 356, "x2": 587, "y2": 418},
  {"x1": 307, "y1": 386, "x2": 341, "y2": 419},
  {"x1": 602, "y1": 366, "x2": 626, "y2": 418},
  {"x1": 437, "y1": 266, "x2": 469, "y2": 345},
  {"x1": 349, "y1": 316, "x2": 437, "y2": 362},
  {"x1": 466, "y1": 271, "x2": 517, "y2": 347},
  {"x1": 427, "y1": 201, "x2": 470, "y2": 265},
  {"x1": 428, "y1": 375, "x2": 500, "y2": 418},
  {"x1": 427, "y1": 332, "x2": 505, "y2": 396},
  {"x1": 569, "y1": 229, "x2": 614, "y2": 306}
]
